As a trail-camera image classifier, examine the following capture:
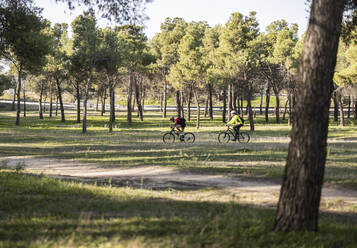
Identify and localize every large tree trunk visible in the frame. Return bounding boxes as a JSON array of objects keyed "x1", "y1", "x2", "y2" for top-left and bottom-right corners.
[
  {"x1": 56, "y1": 78, "x2": 65, "y2": 122},
  {"x1": 83, "y1": 66, "x2": 94, "y2": 133},
  {"x1": 76, "y1": 81, "x2": 81, "y2": 123},
  {"x1": 273, "y1": 0, "x2": 345, "y2": 232},
  {"x1": 55, "y1": 96, "x2": 58, "y2": 116},
  {"x1": 193, "y1": 88, "x2": 200, "y2": 129},
  {"x1": 222, "y1": 88, "x2": 227, "y2": 123},
  {"x1": 208, "y1": 83, "x2": 213, "y2": 121},
  {"x1": 265, "y1": 84, "x2": 270, "y2": 123},
  {"x1": 354, "y1": 100, "x2": 357, "y2": 119},
  {"x1": 163, "y1": 79, "x2": 167, "y2": 118},
  {"x1": 15, "y1": 66, "x2": 22, "y2": 126},
  {"x1": 127, "y1": 70, "x2": 133, "y2": 124}
]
